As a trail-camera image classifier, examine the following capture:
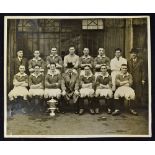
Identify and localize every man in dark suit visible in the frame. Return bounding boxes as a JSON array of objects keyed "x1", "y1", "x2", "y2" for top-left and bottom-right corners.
[
  {"x1": 128, "y1": 48, "x2": 145, "y2": 106},
  {"x1": 13, "y1": 50, "x2": 27, "y2": 74}
]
